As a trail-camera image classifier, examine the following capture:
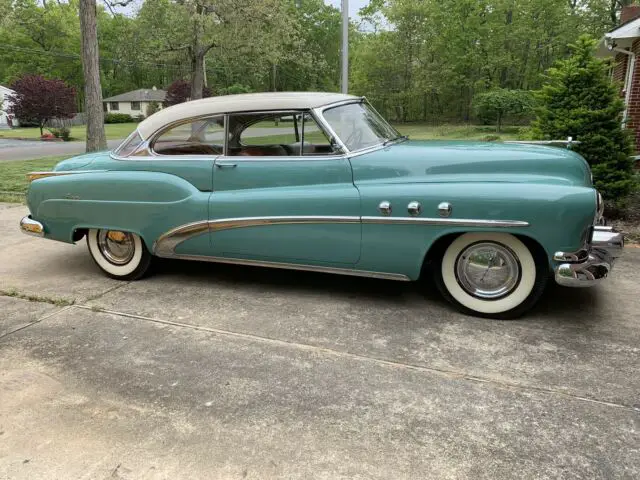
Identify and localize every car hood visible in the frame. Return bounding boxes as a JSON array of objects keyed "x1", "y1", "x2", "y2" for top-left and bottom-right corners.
[{"x1": 350, "y1": 140, "x2": 592, "y2": 187}]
